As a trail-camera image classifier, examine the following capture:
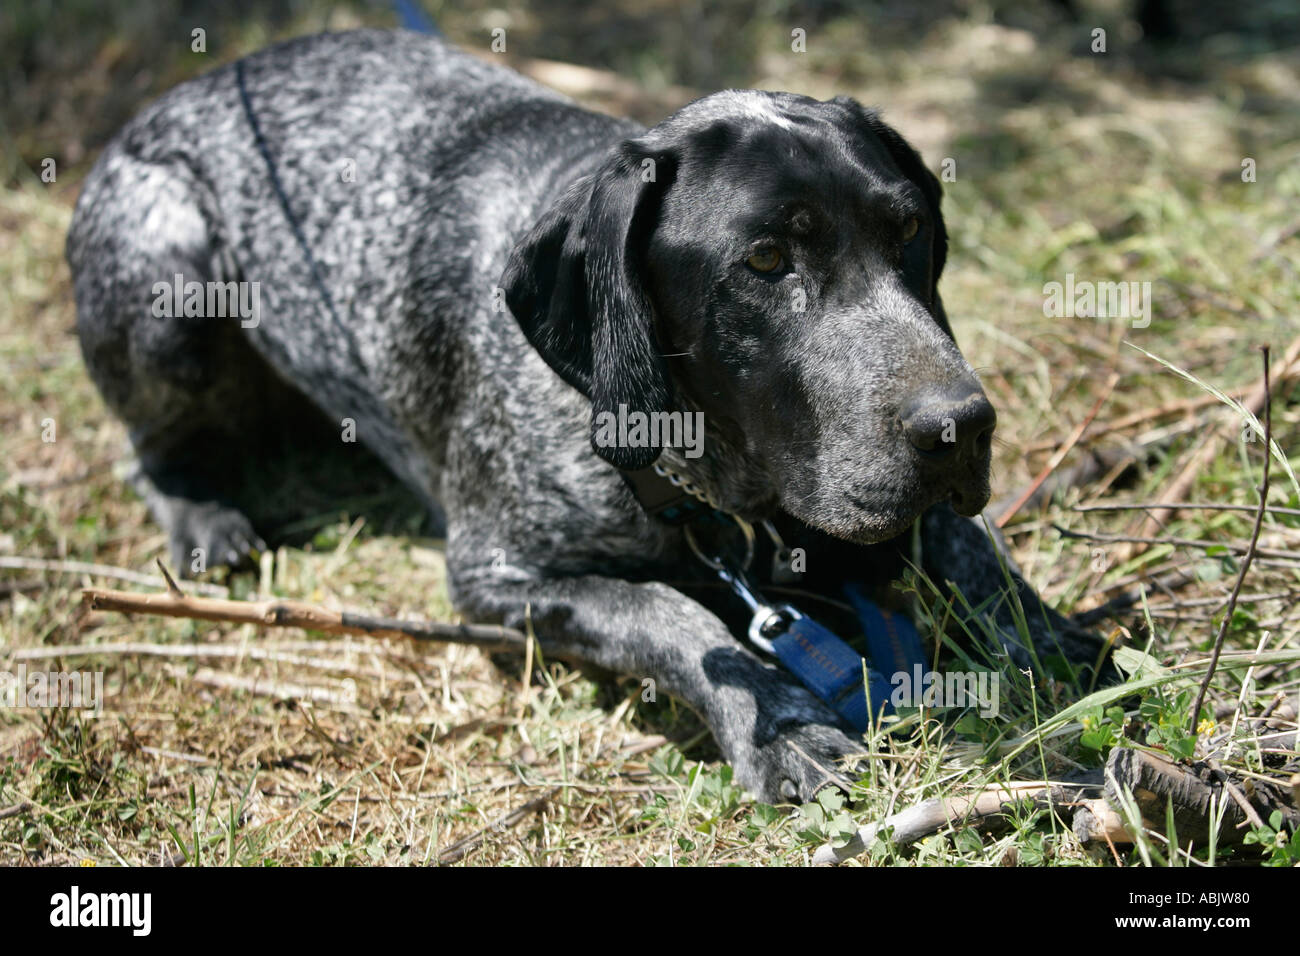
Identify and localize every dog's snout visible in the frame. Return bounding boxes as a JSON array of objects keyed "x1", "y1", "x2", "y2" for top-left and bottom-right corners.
[{"x1": 899, "y1": 385, "x2": 996, "y2": 464}]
